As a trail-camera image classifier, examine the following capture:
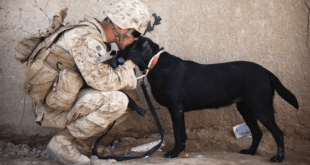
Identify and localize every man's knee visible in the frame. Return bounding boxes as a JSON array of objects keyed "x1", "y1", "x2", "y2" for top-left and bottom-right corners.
[
  {"x1": 109, "y1": 91, "x2": 129, "y2": 111},
  {"x1": 98, "y1": 91, "x2": 129, "y2": 113},
  {"x1": 67, "y1": 91, "x2": 129, "y2": 139},
  {"x1": 67, "y1": 89, "x2": 106, "y2": 123}
]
